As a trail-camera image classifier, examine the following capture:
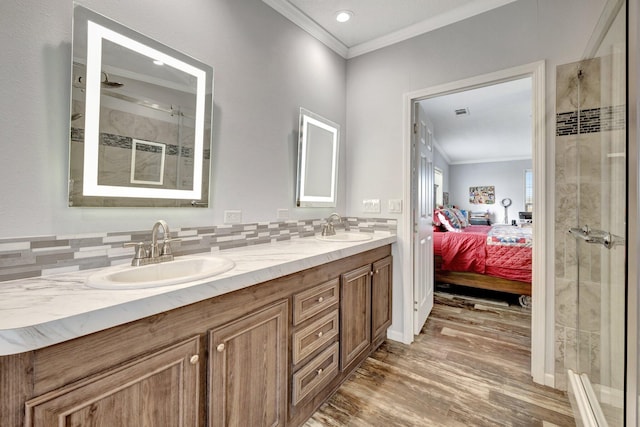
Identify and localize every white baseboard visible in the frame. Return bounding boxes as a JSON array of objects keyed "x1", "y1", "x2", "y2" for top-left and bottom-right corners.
[
  {"x1": 386, "y1": 329, "x2": 411, "y2": 344},
  {"x1": 544, "y1": 372, "x2": 555, "y2": 388}
]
